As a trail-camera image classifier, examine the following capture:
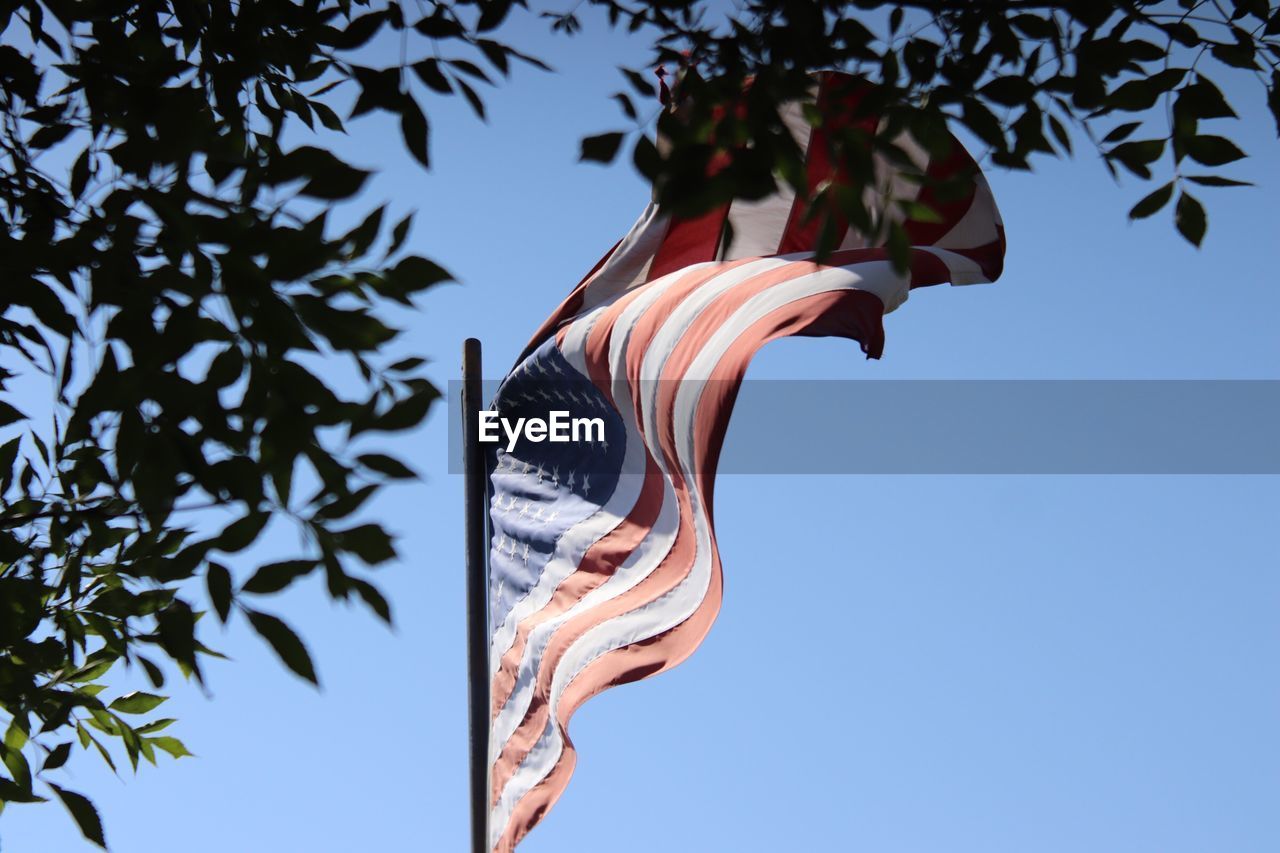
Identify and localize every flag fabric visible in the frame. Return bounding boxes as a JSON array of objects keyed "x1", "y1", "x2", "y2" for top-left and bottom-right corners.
[{"x1": 483, "y1": 71, "x2": 1006, "y2": 851}]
